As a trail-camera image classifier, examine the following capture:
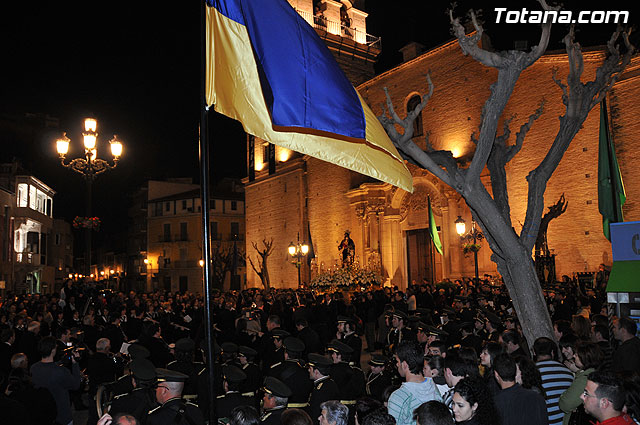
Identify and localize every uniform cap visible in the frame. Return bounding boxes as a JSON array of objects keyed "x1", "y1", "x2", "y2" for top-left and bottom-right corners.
[
  {"x1": 307, "y1": 353, "x2": 332, "y2": 367},
  {"x1": 337, "y1": 315, "x2": 353, "y2": 324},
  {"x1": 130, "y1": 358, "x2": 157, "y2": 381},
  {"x1": 327, "y1": 339, "x2": 353, "y2": 354},
  {"x1": 368, "y1": 354, "x2": 388, "y2": 367},
  {"x1": 156, "y1": 368, "x2": 189, "y2": 383},
  {"x1": 392, "y1": 311, "x2": 408, "y2": 320},
  {"x1": 272, "y1": 329, "x2": 290, "y2": 338},
  {"x1": 283, "y1": 337, "x2": 305, "y2": 352},
  {"x1": 128, "y1": 343, "x2": 151, "y2": 359},
  {"x1": 262, "y1": 376, "x2": 292, "y2": 398},
  {"x1": 426, "y1": 326, "x2": 449, "y2": 337},
  {"x1": 221, "y1": 342, "x2": 238, "y2": 354},
  {"x1": 222, "y1": 364, "x2": 247, "y2": 384},
  {"x1": 238, "y1": 345, "x2": 257, "y2": 358},
  {"x1": 175, "y1": 338, "x2": 195, "y2": 352}
]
